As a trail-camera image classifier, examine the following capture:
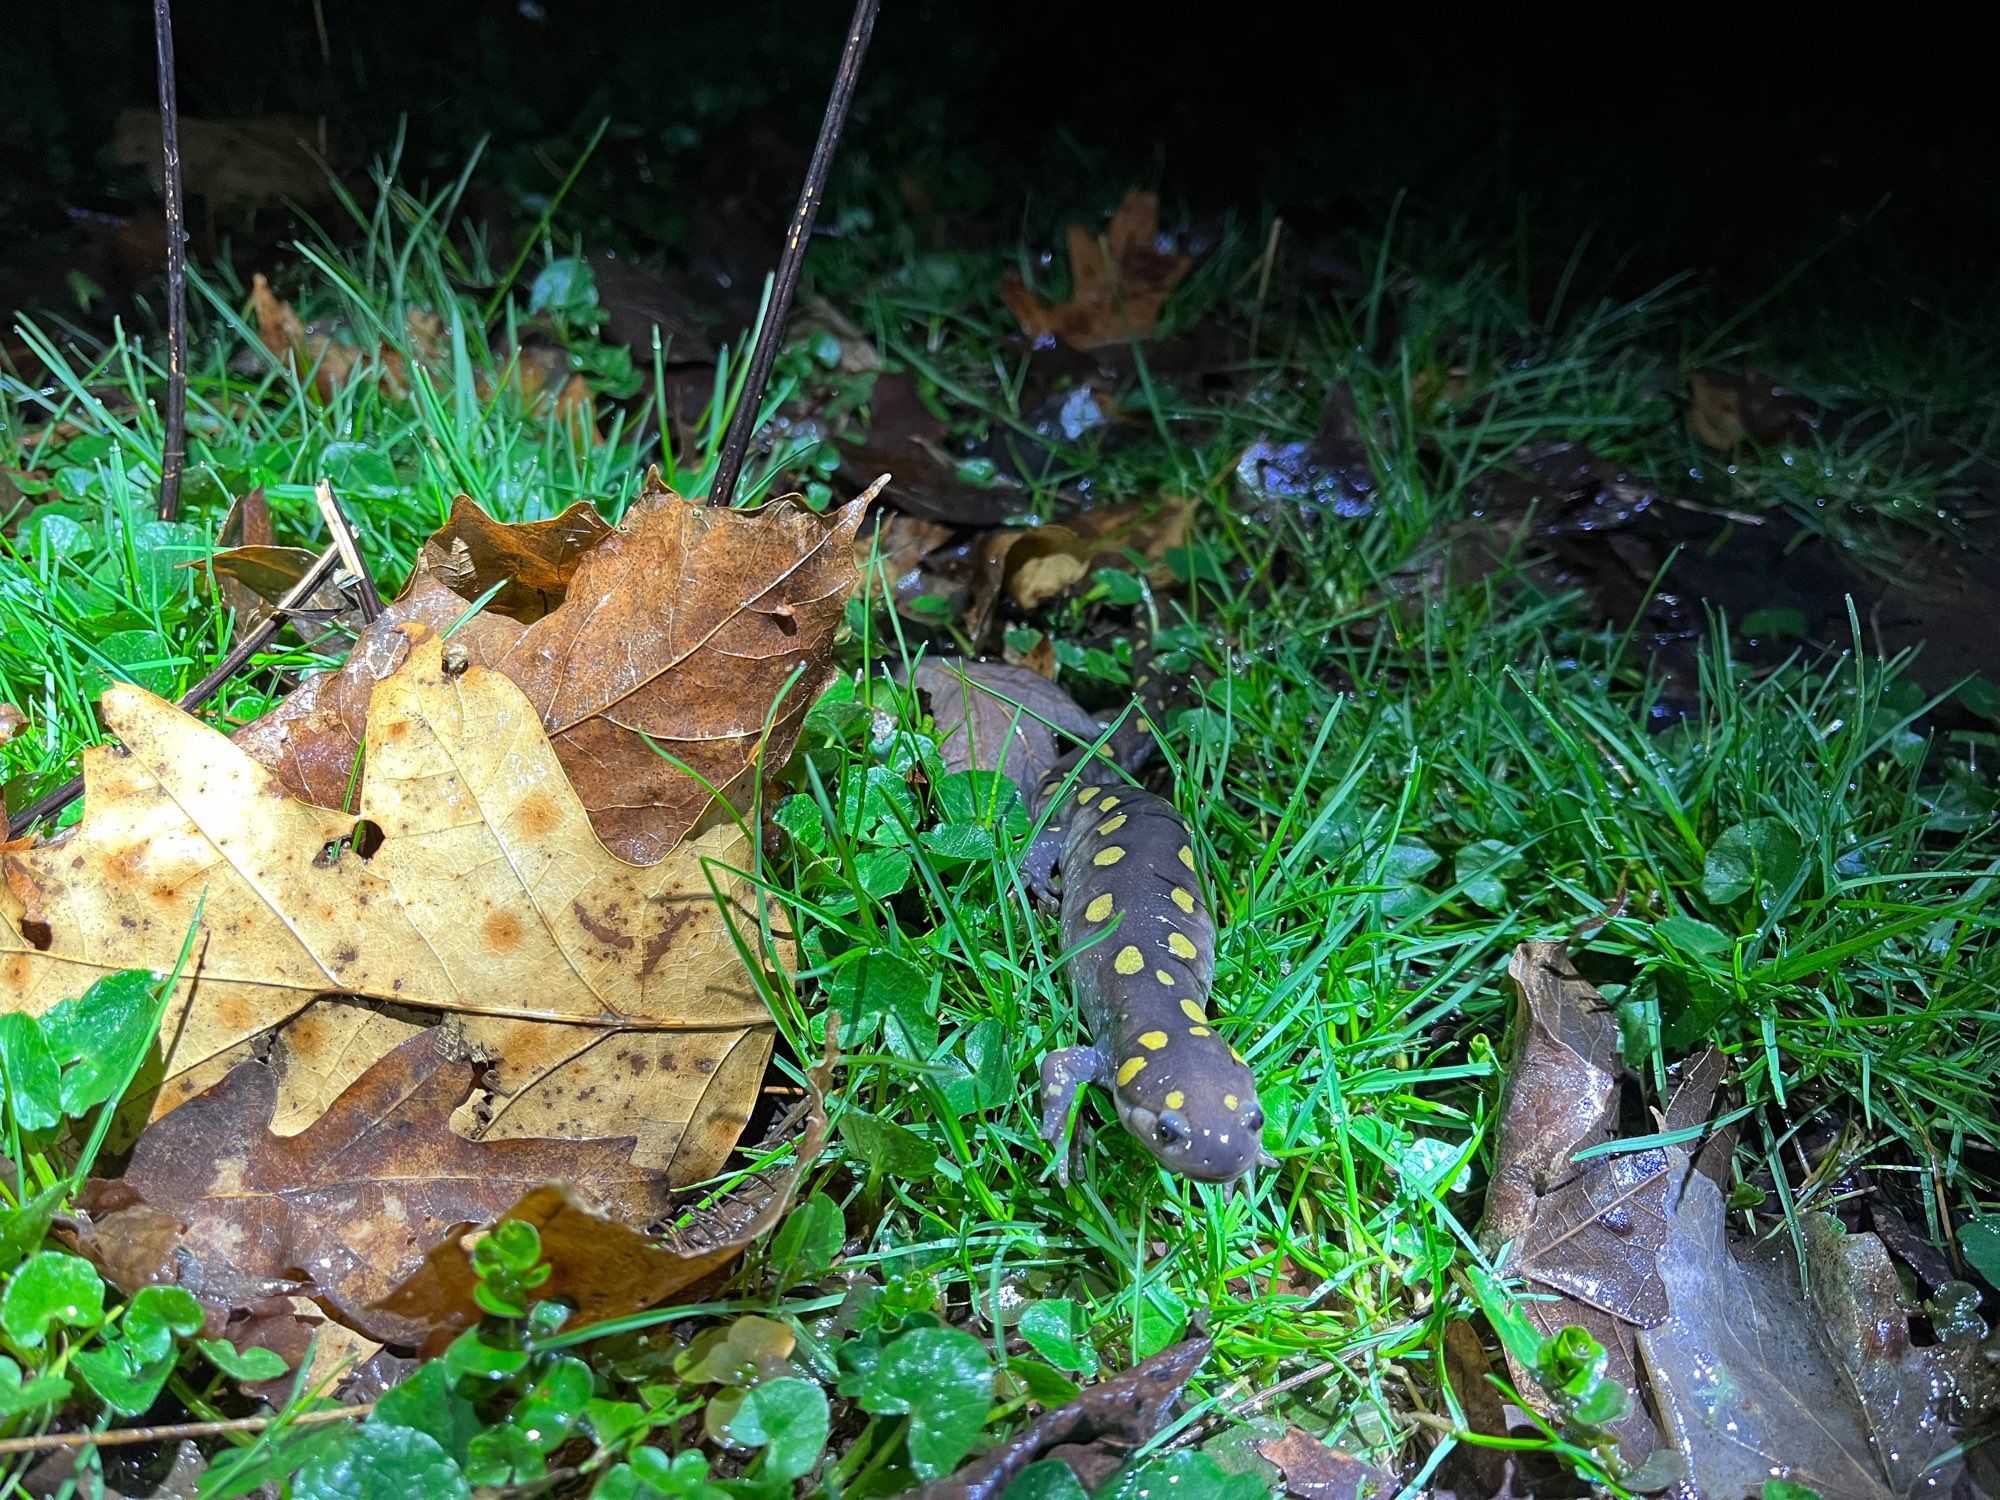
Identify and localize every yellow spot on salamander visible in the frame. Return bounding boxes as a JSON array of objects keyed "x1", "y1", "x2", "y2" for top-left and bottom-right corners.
[
  {"x1": 1170, "y1": 886, "x2": 1196, "y2": 913},
  {"x1": 1097, "y1": 795, "x2": 1121, "y2": 810},
  {"x1": 1180, "y1": 998, "x2": 1207, "y2": 1023},
  {"x1": 1190, "y1": 1025, "x2": 1213, "y2": 1036},
  {"x1": 1155, "y1": 970, "x2": 1176, "y2": 986},
  {"x1": 1116, "y1": 1056, "x2": 1147, "y2": 1086},
  {"x1": 1178, "y1": 845, "x2": 1195, "y2": 868},
  {"x1": 1166, "y1": 931, "x2": 1197, "y2": 960},
  {"x1": 1085, "y1": 892, "x2": 1115, "y2": 923},
  {"x1": 1077, "y1": 786, "x2": 1099, "y2": 804},
  {"x1": 1114, "y1": 945, "x2": 1145, "y2": 975},
  {"x1": 1223, "y1": 1094, "x2": 1240, "y2": 1110},
  {"x1": 1093, "y1": 846, "x2": 1126, "y2": 867},
  {"x1": 1096, "y1": 813, "x2": 1128, "y2": 835},
  {"x1": 1165, "y1": 1089, "x2": 1185, "y2": 1109},
  {"x1": 1138, "y1": 1031, "x2": 1168, "y2": 1050}
]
